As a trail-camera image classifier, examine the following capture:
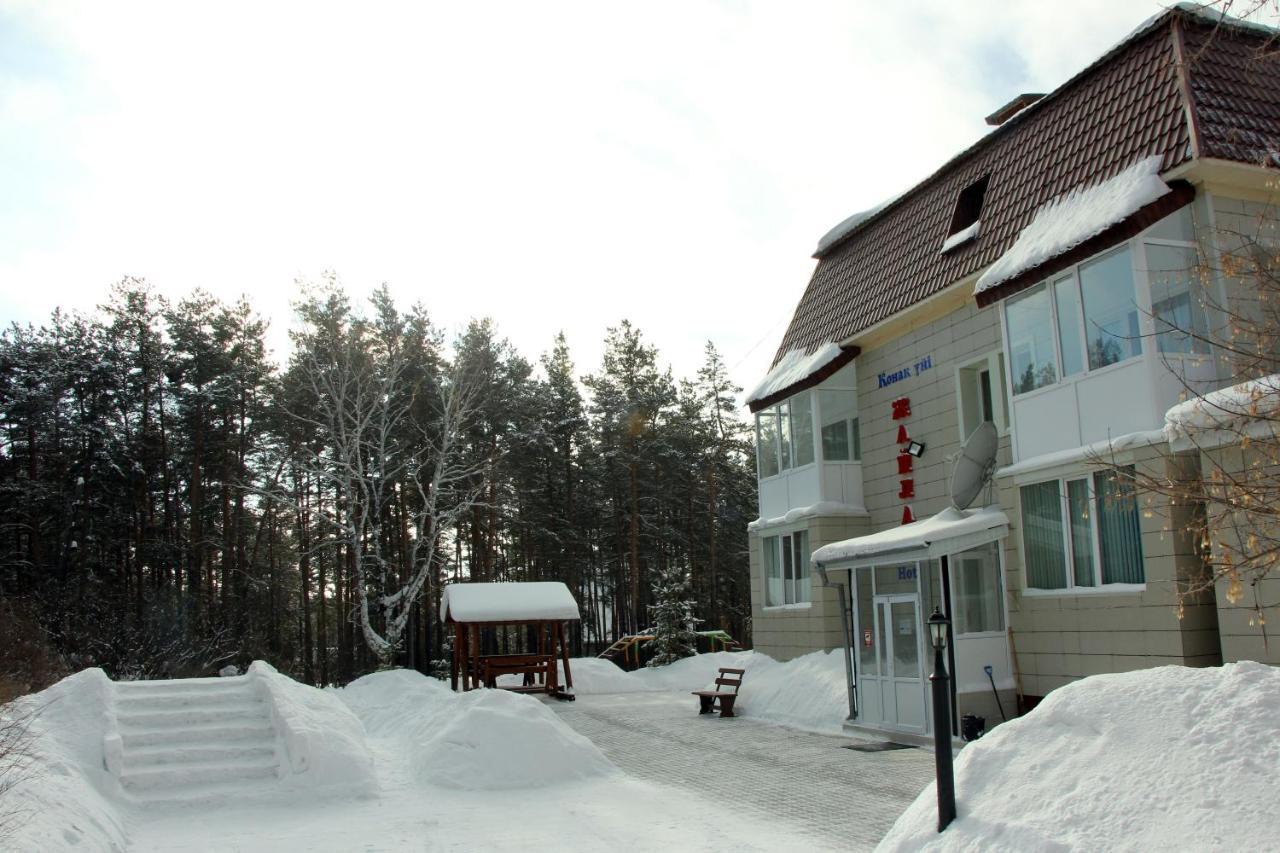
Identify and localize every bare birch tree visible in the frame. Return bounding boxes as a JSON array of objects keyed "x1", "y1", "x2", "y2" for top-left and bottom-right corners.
[{"x1": 288, "y1": 286, "x2": 487, "y2": 667}]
